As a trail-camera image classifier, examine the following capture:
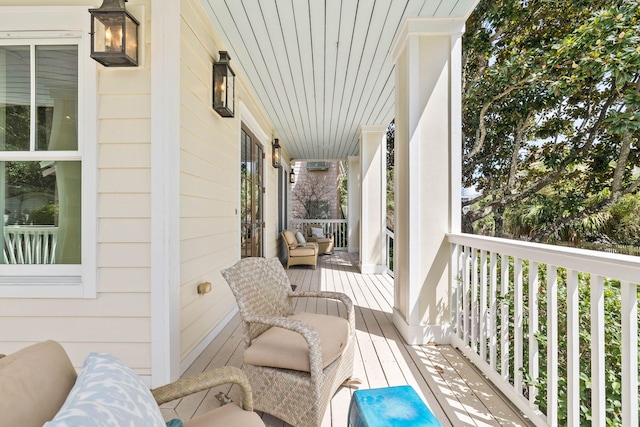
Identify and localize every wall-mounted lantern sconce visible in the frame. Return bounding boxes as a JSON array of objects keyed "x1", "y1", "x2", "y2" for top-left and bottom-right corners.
[
  {"x1": 213, "y1": 51, "x2": 236, "y2": 117},
  {"x1": 289, "y1": 169, "x2": 296, "y2": 184},
  {"x1": 89, "y1": 0, "x2": 139, "y2": 67},
  {"x1": 272, "y1": 139, "x2": 281, "y2": 169}
]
